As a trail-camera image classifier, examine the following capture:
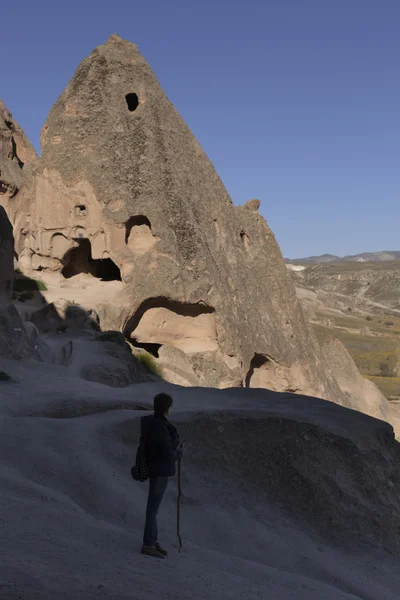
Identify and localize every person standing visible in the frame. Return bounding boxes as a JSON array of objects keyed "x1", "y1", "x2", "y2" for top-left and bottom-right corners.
[{"x1": 141, "y1": 393, "x2": 183, "y2": 559}]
